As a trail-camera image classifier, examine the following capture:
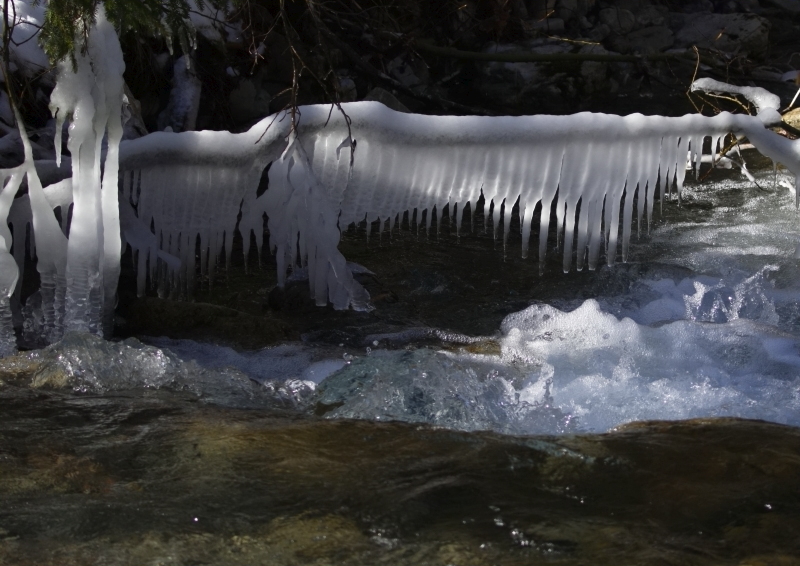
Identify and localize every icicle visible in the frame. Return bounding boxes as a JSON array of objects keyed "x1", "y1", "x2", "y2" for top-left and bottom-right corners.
[
  {"x1": 773, "y1": 160, "x2": 778, "y2": 190},
  {"x1": 113, "y1": 97, "x2": 800, "y2": 311},
  {"x1": 519, "y1": 202, "x2": 529, "y2": 259},
  {"x1": 44, "y1": 6, "x2": 126, "y2": 336},
  {"x1": 0, "y1": 169, "x2": 23, "y2": 355}
]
